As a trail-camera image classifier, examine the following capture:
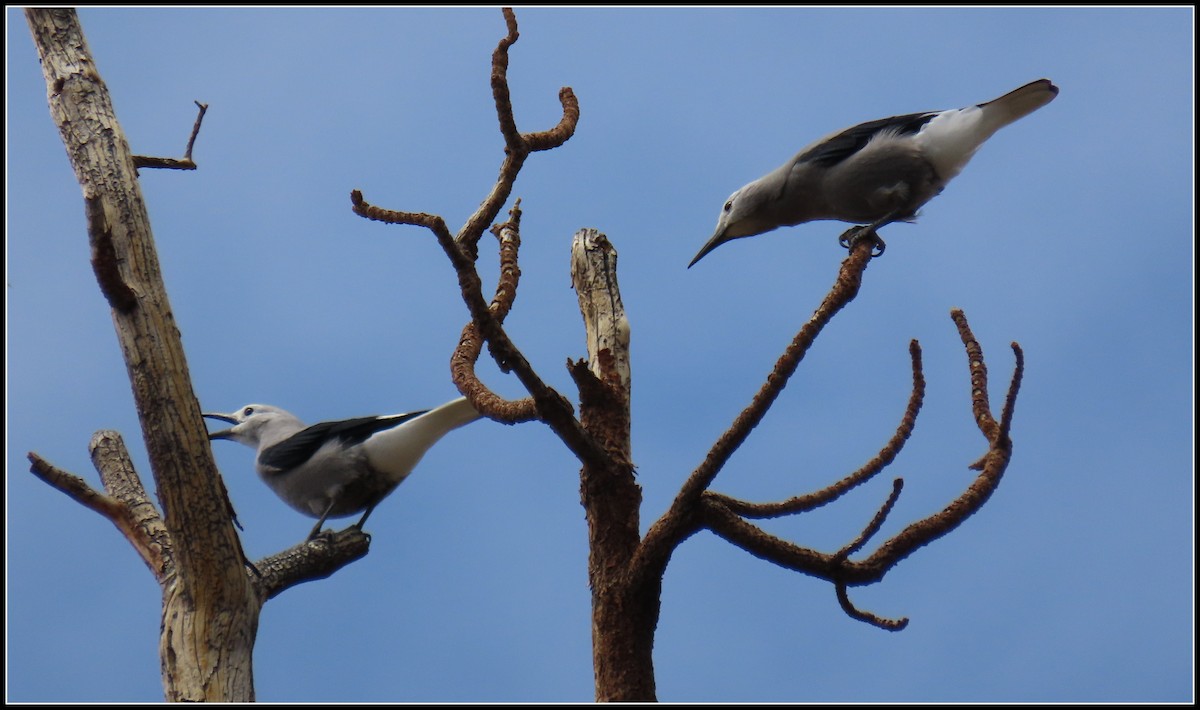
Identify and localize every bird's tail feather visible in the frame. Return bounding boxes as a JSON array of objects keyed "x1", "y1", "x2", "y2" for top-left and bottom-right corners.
[
  {"x1": 422, "y1": 396, "x2": 484, "y2": 432},
  {"x1": 977, "y1": 79, "x2": 1059, "y2": 135},
  {"x1": 919, "y1": 78, "x2": 1057, "y2": 181},
  {"x1": 364, "y1": 397, "x2": 482, "y2": 481}
]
